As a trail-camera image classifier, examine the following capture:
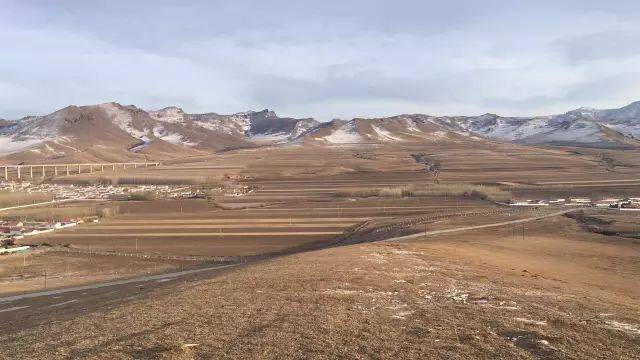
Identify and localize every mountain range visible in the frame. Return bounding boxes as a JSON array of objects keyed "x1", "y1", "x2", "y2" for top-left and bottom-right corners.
[{"x1": 1, "y1": 101, "x2": 639, "y2": 163}]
